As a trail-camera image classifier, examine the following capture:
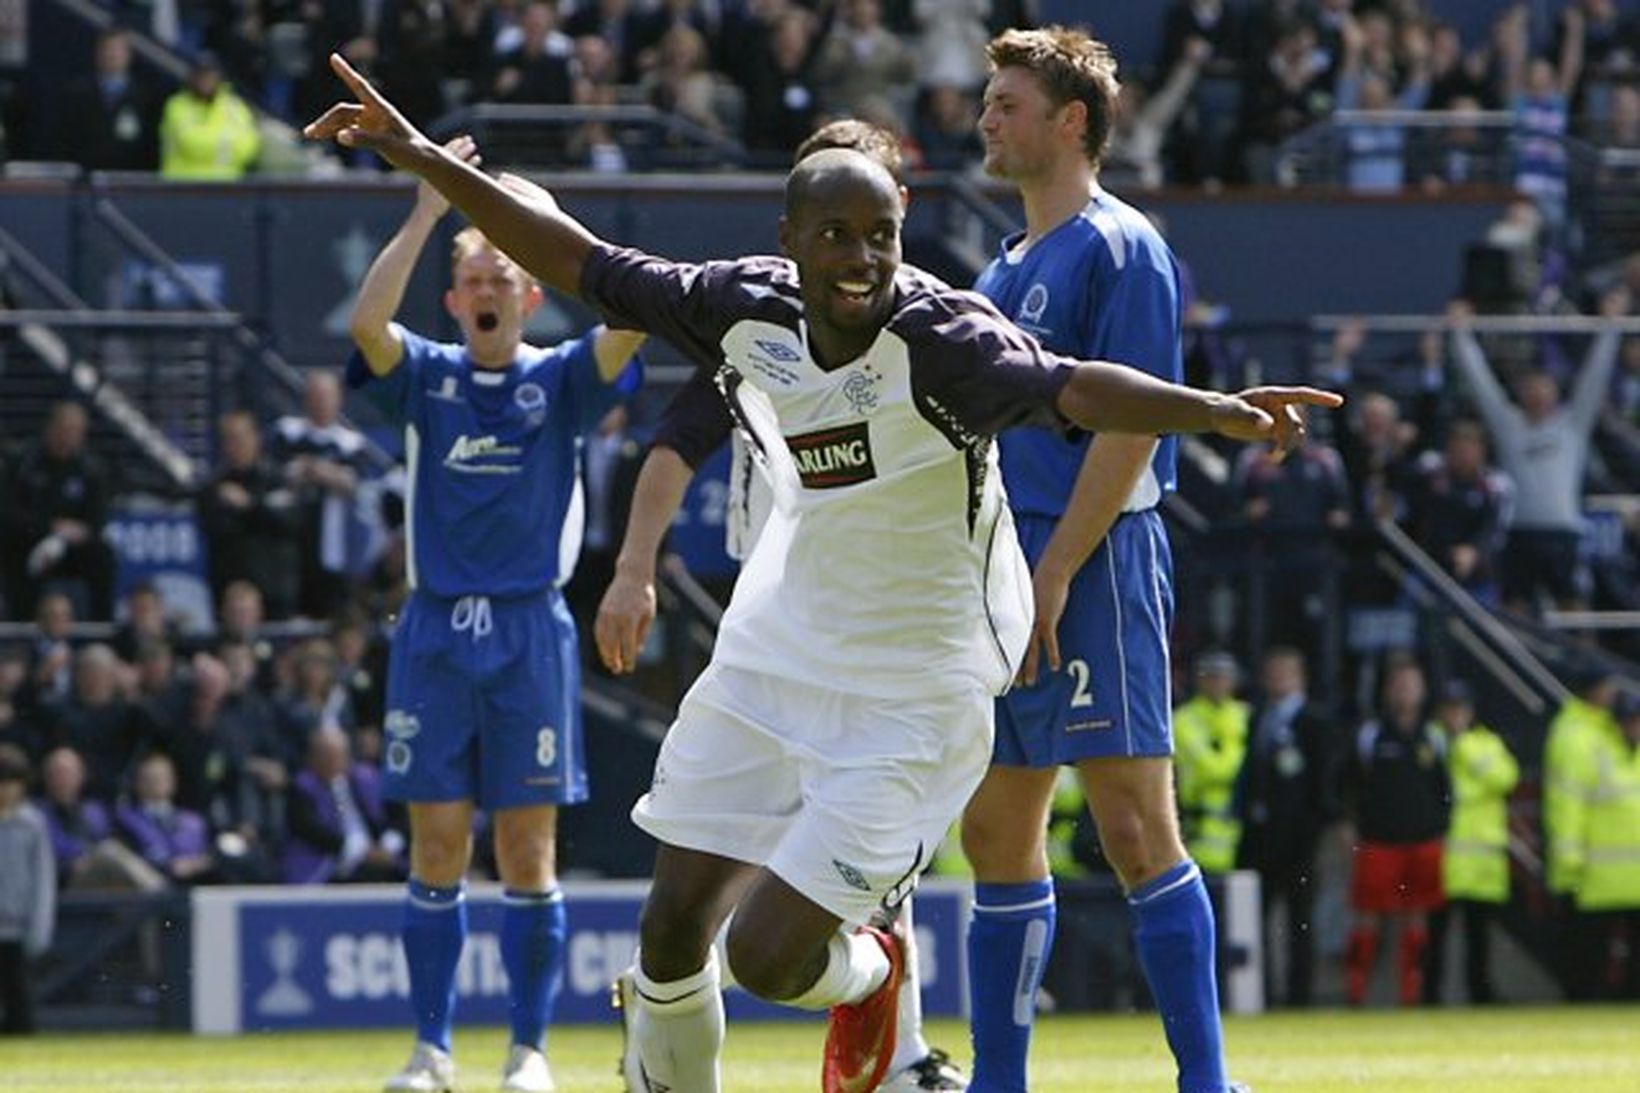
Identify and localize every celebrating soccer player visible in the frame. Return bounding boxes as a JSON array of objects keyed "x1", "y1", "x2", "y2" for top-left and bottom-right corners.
[{"x1": 308, "y1": 54, "x2": 1335, "y2": 1093}]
